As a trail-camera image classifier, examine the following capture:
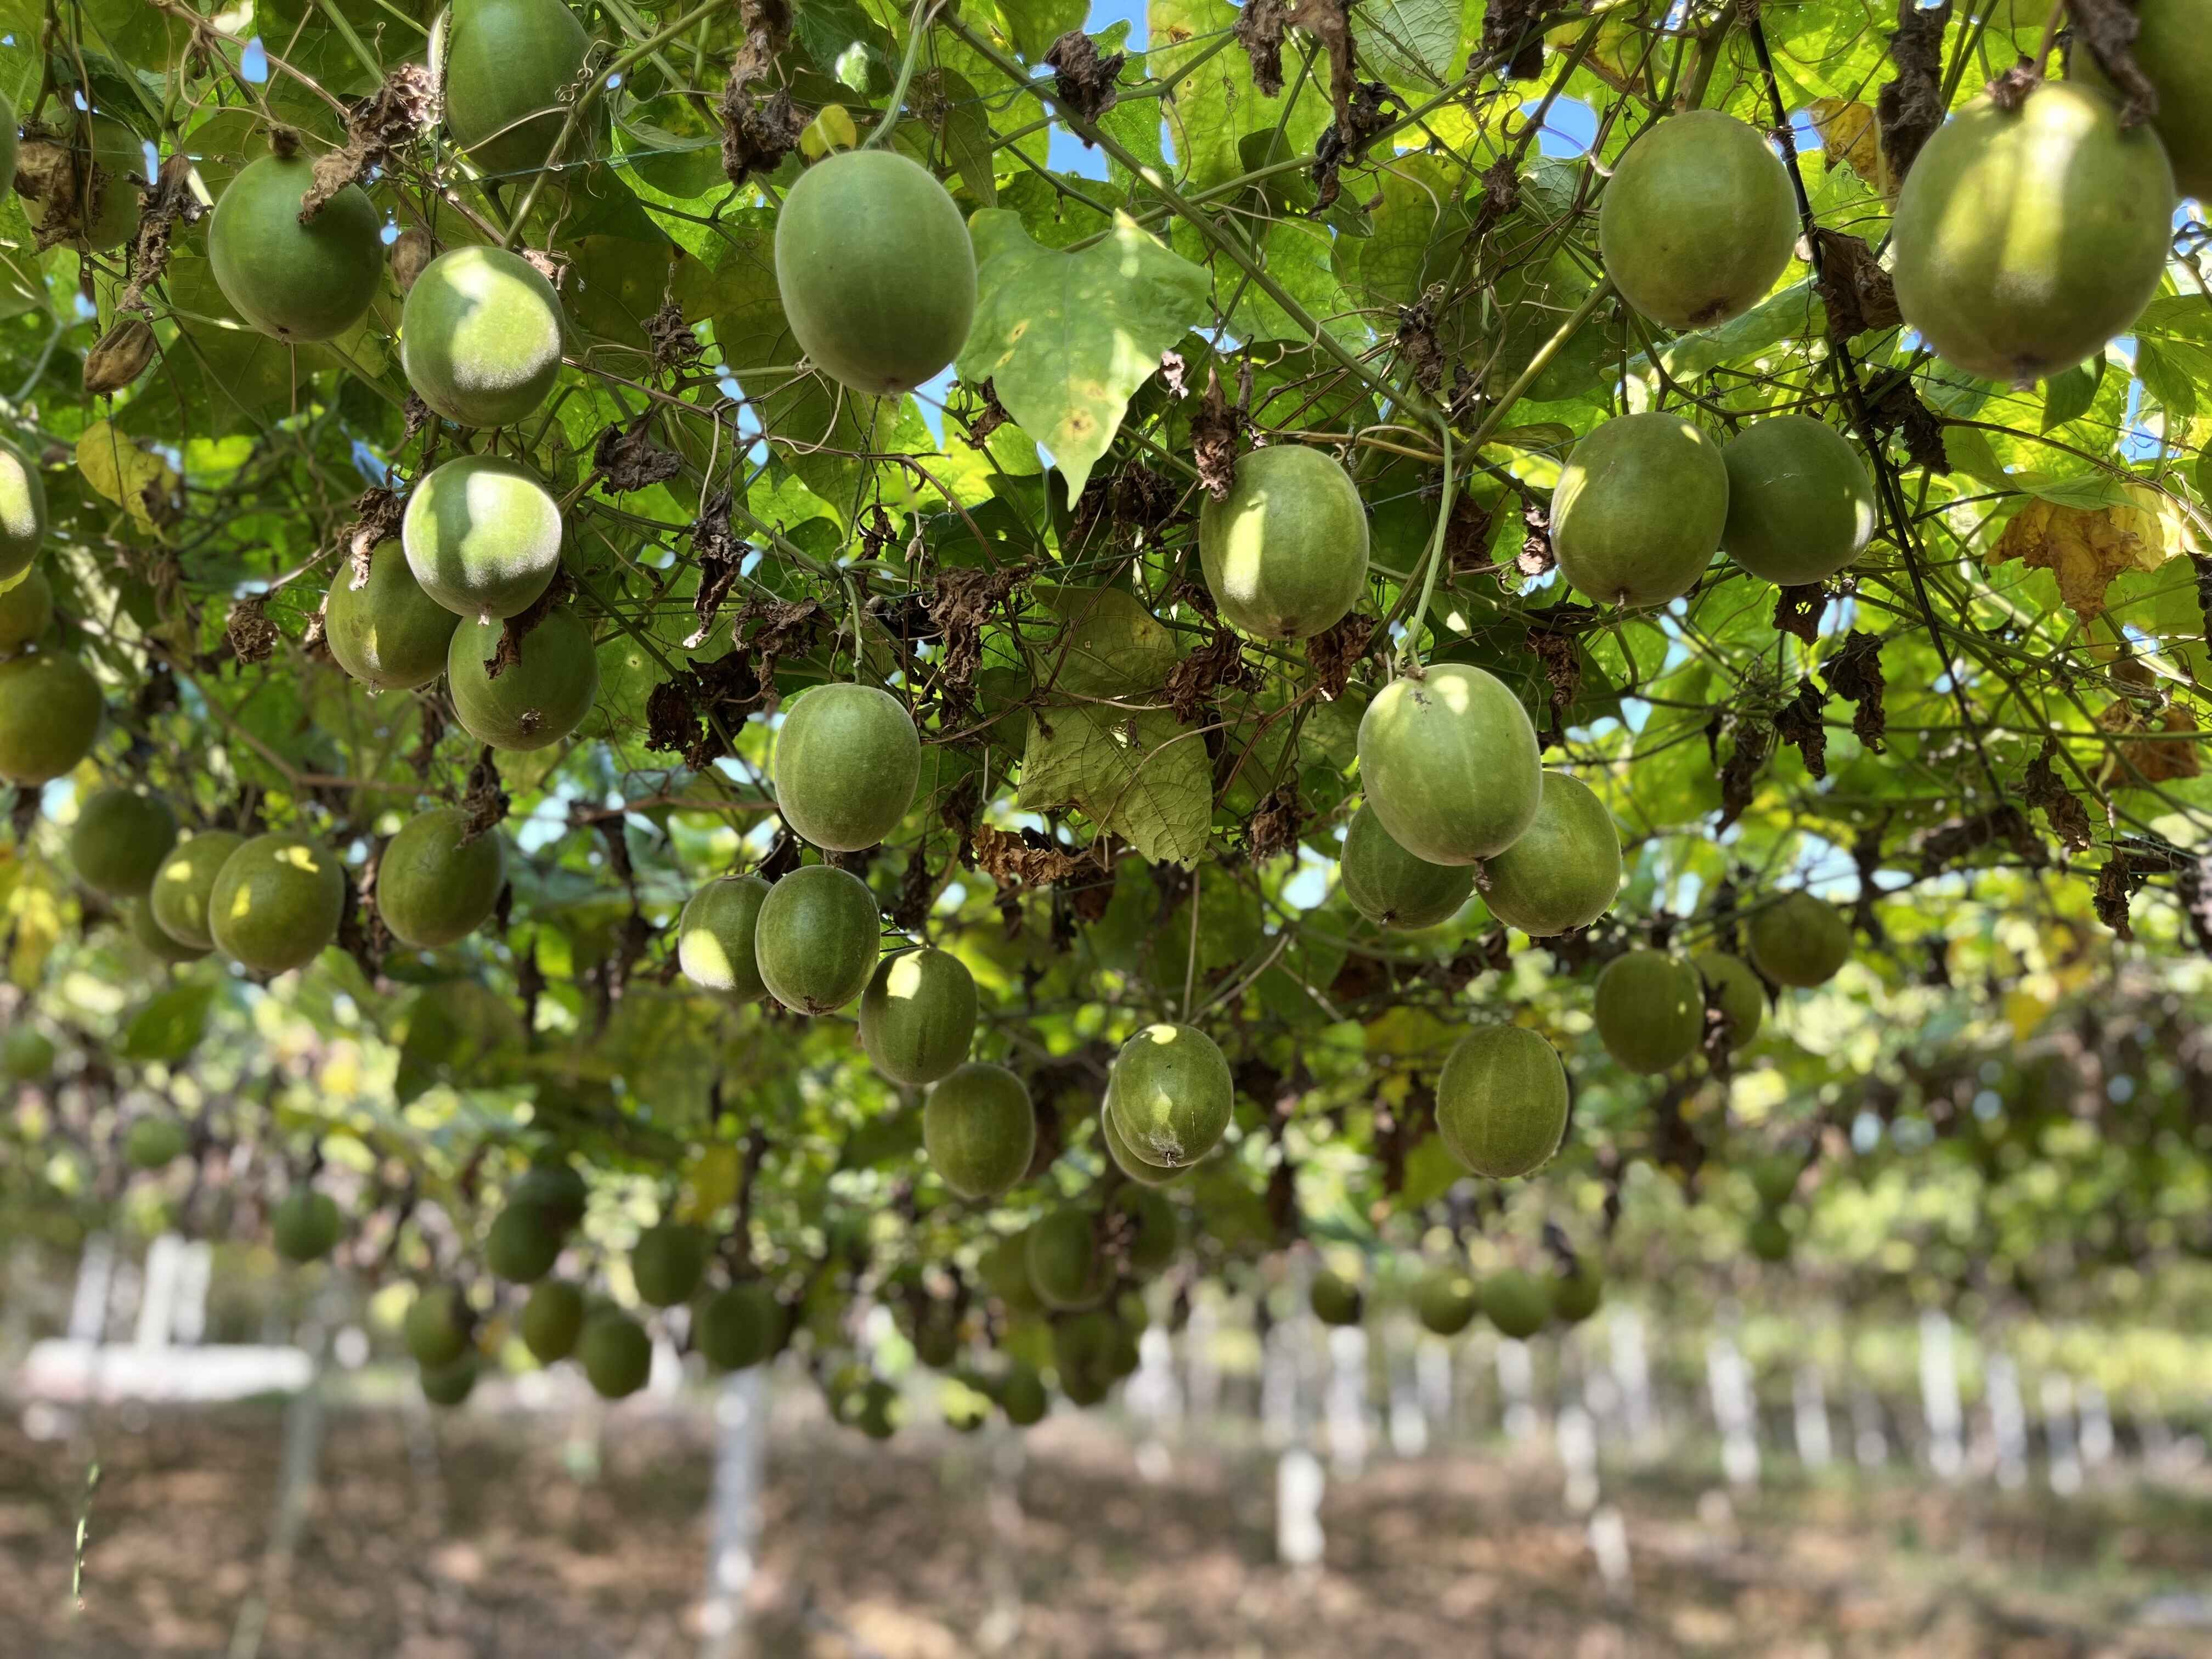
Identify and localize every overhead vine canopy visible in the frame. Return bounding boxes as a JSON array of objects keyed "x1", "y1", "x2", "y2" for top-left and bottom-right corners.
[{"x1": 4, "y1": 0, "x2": 2212, "y2": 1419}]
